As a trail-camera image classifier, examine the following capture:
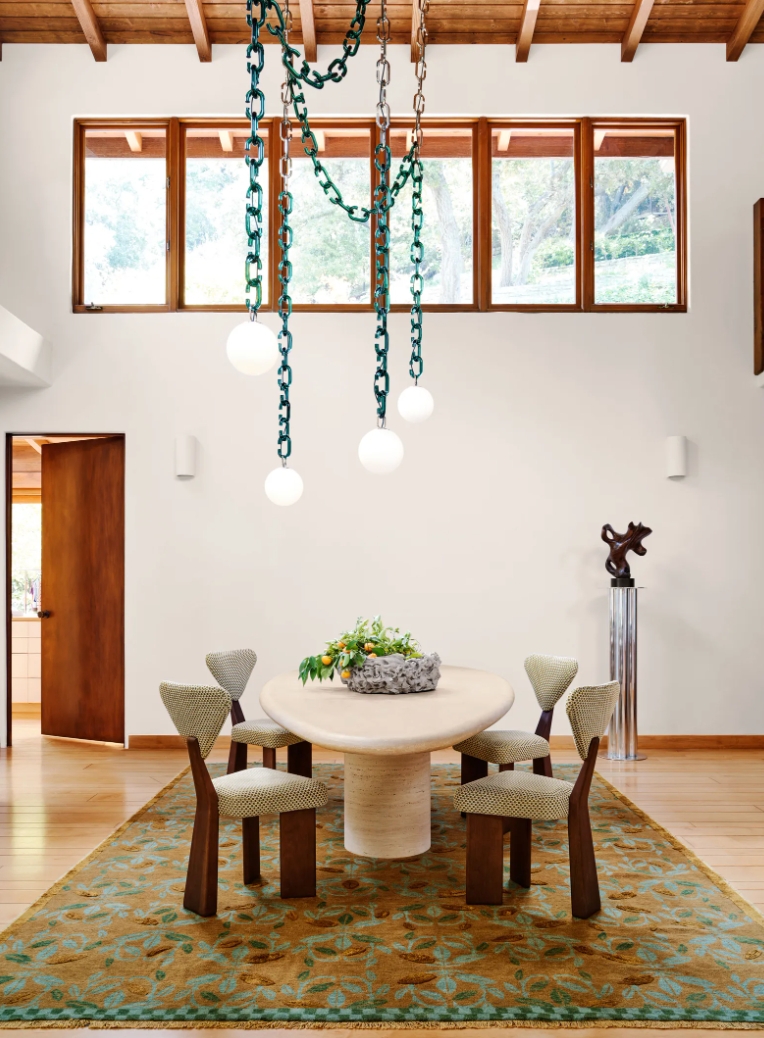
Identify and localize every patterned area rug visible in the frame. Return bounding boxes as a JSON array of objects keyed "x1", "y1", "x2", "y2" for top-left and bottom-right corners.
[{"x1": 1, "y1": 762, "x2": 764, "y2": 1028}]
